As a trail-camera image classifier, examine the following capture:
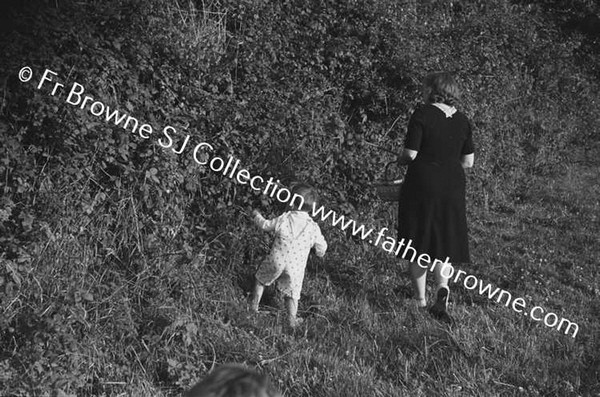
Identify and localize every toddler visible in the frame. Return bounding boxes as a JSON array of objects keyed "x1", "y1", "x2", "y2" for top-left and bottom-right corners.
[{"x1": 250, "y1": 183, "x2": 327, "y2": 328}]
